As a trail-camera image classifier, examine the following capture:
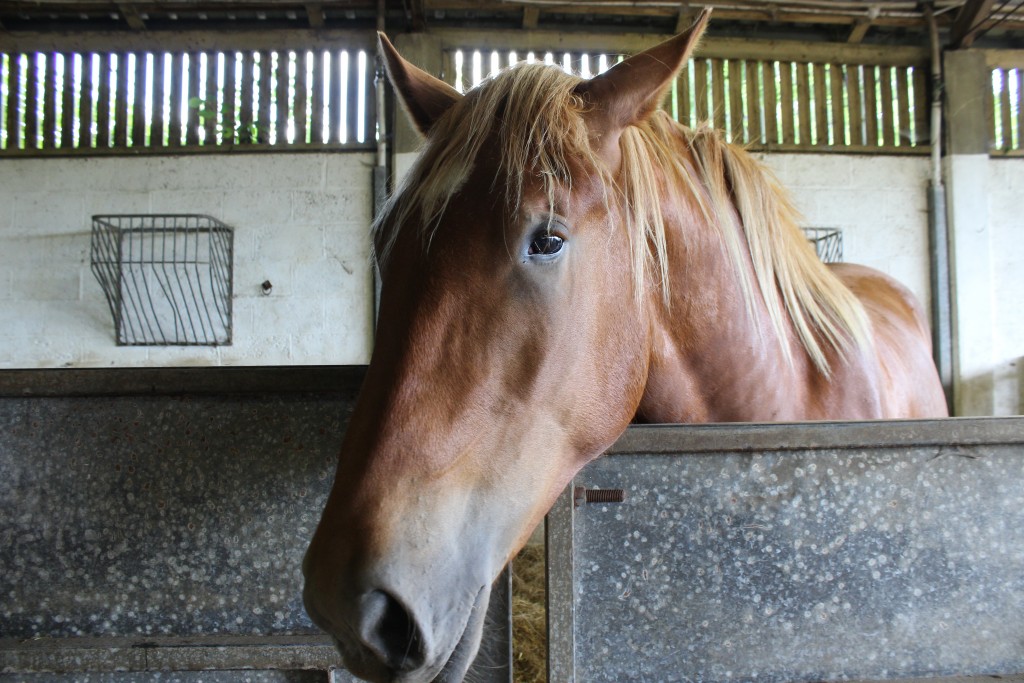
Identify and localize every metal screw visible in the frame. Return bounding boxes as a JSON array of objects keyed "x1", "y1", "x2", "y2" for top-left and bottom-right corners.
[{"x1": 574, "y1": 486, "x2": 626, "y2": 507}]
